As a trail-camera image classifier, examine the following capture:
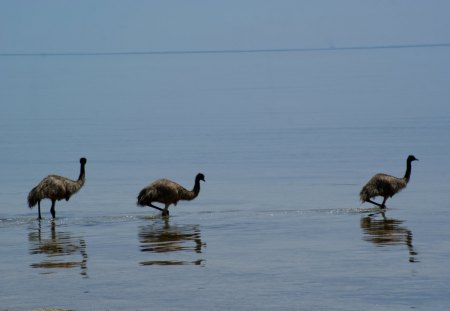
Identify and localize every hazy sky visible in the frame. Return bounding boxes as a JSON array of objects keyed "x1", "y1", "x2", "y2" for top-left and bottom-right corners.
[{"x1": 1, "y1": 1, "x2": 450, "y2": 53}]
